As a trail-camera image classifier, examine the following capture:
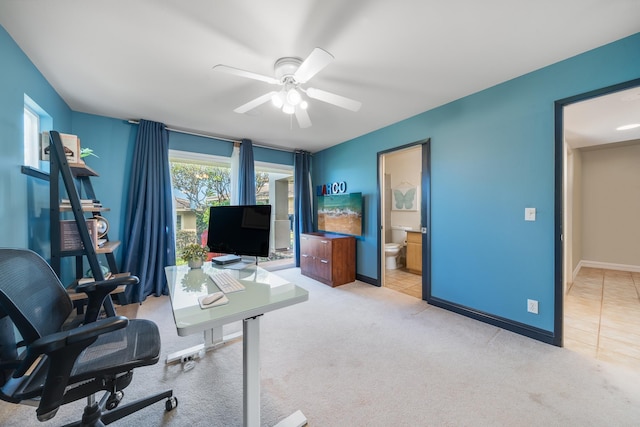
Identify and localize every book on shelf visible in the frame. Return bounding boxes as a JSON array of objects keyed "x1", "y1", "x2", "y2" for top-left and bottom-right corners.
[
  {"x1": 77, "y1": 272, "x2": 113, "y2": 285},
  {"x1": 60, "y1": 219, "x2": 99, "y2": 251},
  {"x1": 60, "y1": 198, "x2": 102, "y2": 208}
]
